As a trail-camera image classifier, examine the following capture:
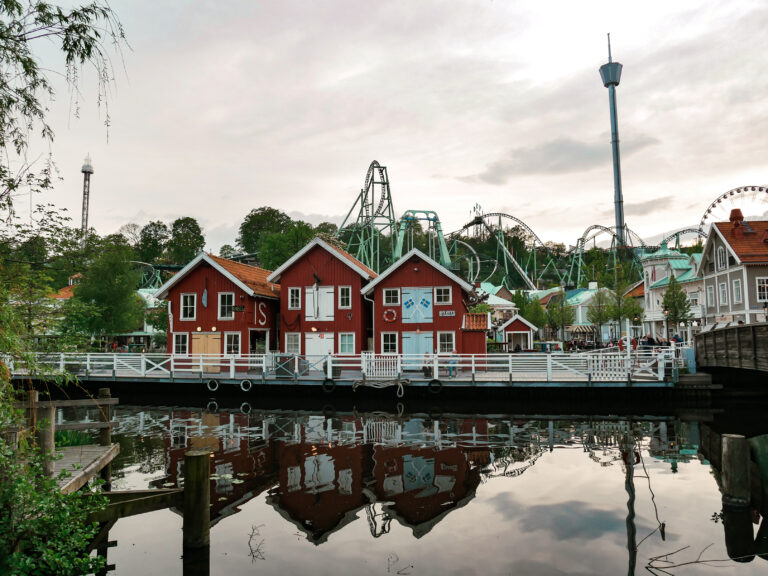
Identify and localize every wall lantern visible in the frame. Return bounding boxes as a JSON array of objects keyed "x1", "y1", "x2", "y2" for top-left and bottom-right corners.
[
  {"x1": 663, "y1": 307, "x2": 670, "y2": 317},
  {"x1": 196, "y1": 327, "x2": 201, "y2": 332},
  {"x1": 311, "y1": 327, "x2": 318, "y2": 332},
  {"x1": 212, "y1": 326, "x2": 217, "y2": 332}
]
